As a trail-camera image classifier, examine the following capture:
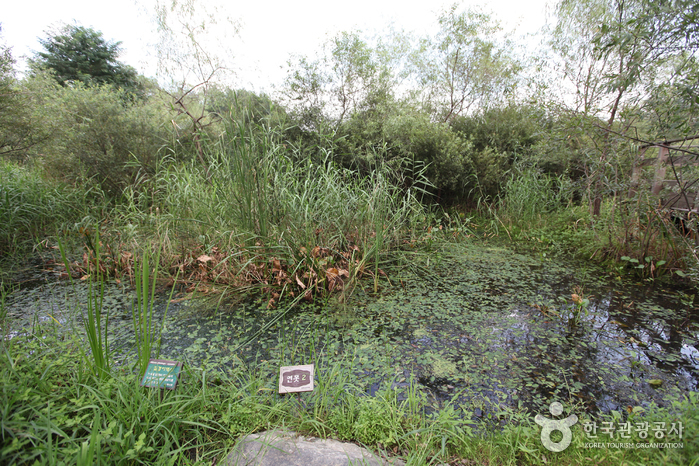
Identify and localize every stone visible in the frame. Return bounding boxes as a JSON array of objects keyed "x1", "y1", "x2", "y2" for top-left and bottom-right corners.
[{"x1": 225, "y1": 430, "x2": 405, "y2": 466}]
